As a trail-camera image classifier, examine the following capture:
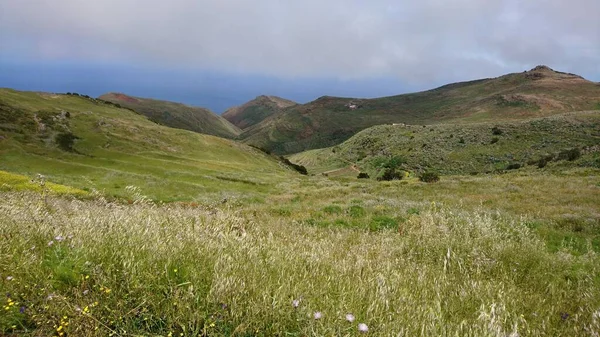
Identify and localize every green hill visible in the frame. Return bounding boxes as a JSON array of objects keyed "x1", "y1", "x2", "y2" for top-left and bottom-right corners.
[
  {"x1": 98, "y1": 92, "x2": 241, "y2": 139},
  {"x1": 243, "y1": 66, "x2": 600, "y2": 154},
  {"x1": 290, "y1": 111, "x2": 600, "y2": 177},
  {"x1": 0, "y1": 88, "x2": 293, "y2": 201},
  {"x1": 222, "y1": 95, "x2": 297, "y2": 130}
]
